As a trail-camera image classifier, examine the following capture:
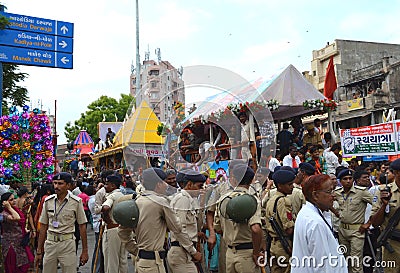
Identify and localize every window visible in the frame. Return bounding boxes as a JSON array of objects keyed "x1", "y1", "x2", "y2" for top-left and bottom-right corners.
[
  {"x1": 151, "y1": 81, "x2": 157, "y2": 88},
  {"x1": 132, "y1": 79, "x2": 136, "y2": 84},
  {"x1": 313, "y1": 71, "x2": 316, "y2": 76},
  {"x1": 149, "y1": 70, "x2": 159, "y2": 76}
]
